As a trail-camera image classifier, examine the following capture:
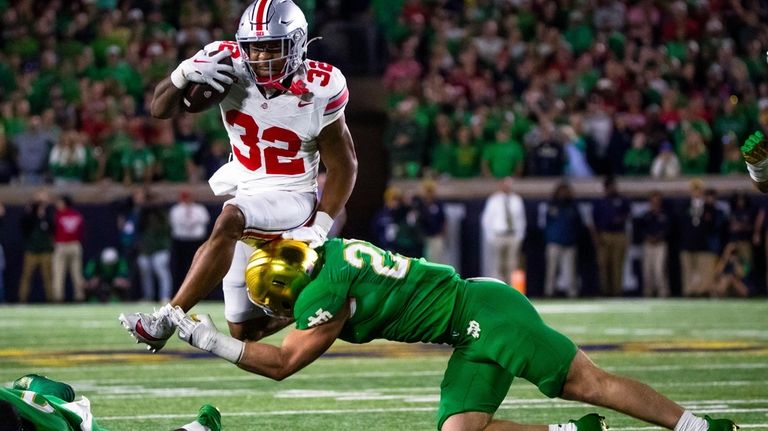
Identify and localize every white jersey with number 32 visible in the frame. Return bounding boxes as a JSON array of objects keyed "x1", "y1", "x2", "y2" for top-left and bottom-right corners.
[{"x1": 204, "y1": 41, "x2": 349, "y2": 196}]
